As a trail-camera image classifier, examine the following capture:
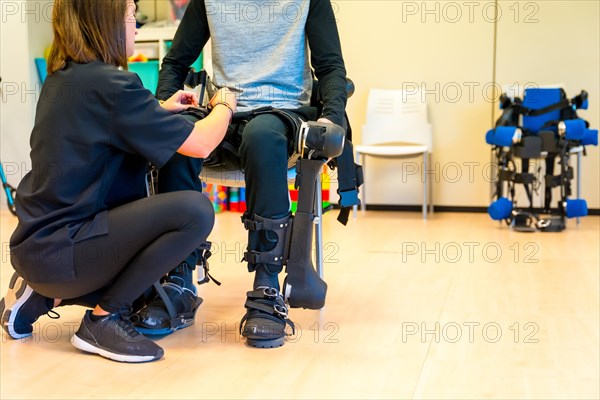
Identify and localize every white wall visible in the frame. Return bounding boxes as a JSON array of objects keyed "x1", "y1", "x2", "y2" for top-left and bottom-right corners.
[
  {"x1": 335, "y1": 1, "x2": 496, "y2": 208},
  {"x1": 137, "y1": 0, "x2": 171, "y2": 21},
  {"x1": 1, "y1": 1, "x2": 52, "y2": 211}
]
